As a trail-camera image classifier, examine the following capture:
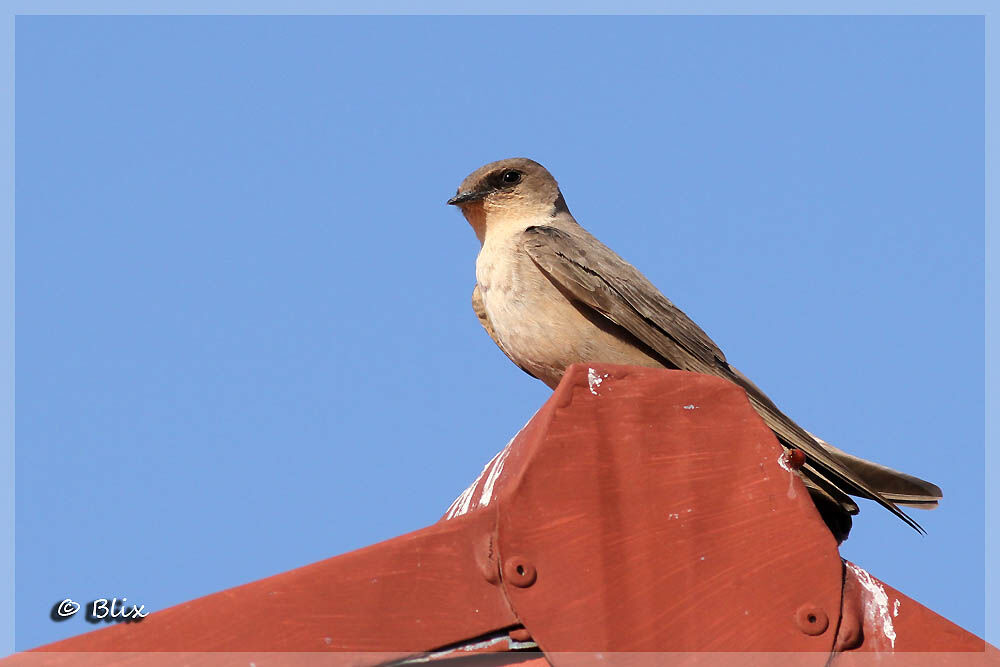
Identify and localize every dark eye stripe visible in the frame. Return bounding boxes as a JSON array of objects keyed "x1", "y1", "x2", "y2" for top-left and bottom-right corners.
[{"x1": 485, "y1": 169, "x2": 523, "y2": 191}]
